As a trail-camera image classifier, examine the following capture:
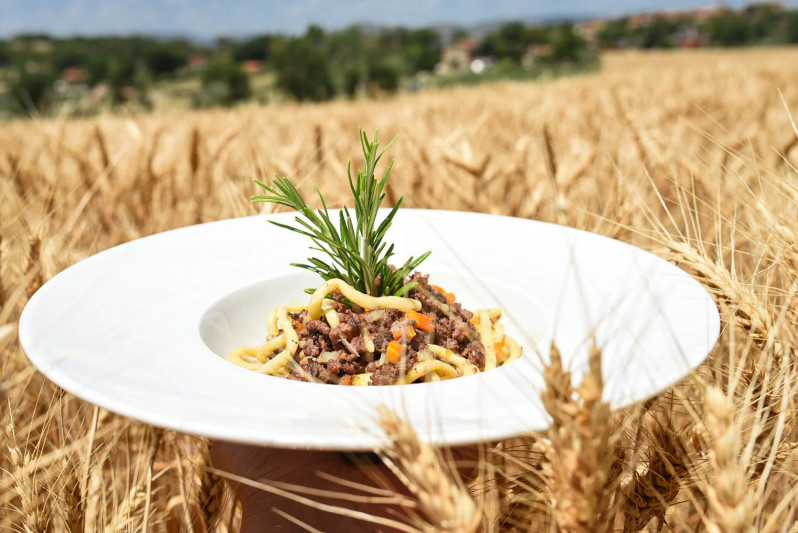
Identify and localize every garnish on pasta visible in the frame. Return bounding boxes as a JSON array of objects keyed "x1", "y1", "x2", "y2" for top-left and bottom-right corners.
[{"x1": 228, "y1": 130, "x2": 521, "y2": 385}]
